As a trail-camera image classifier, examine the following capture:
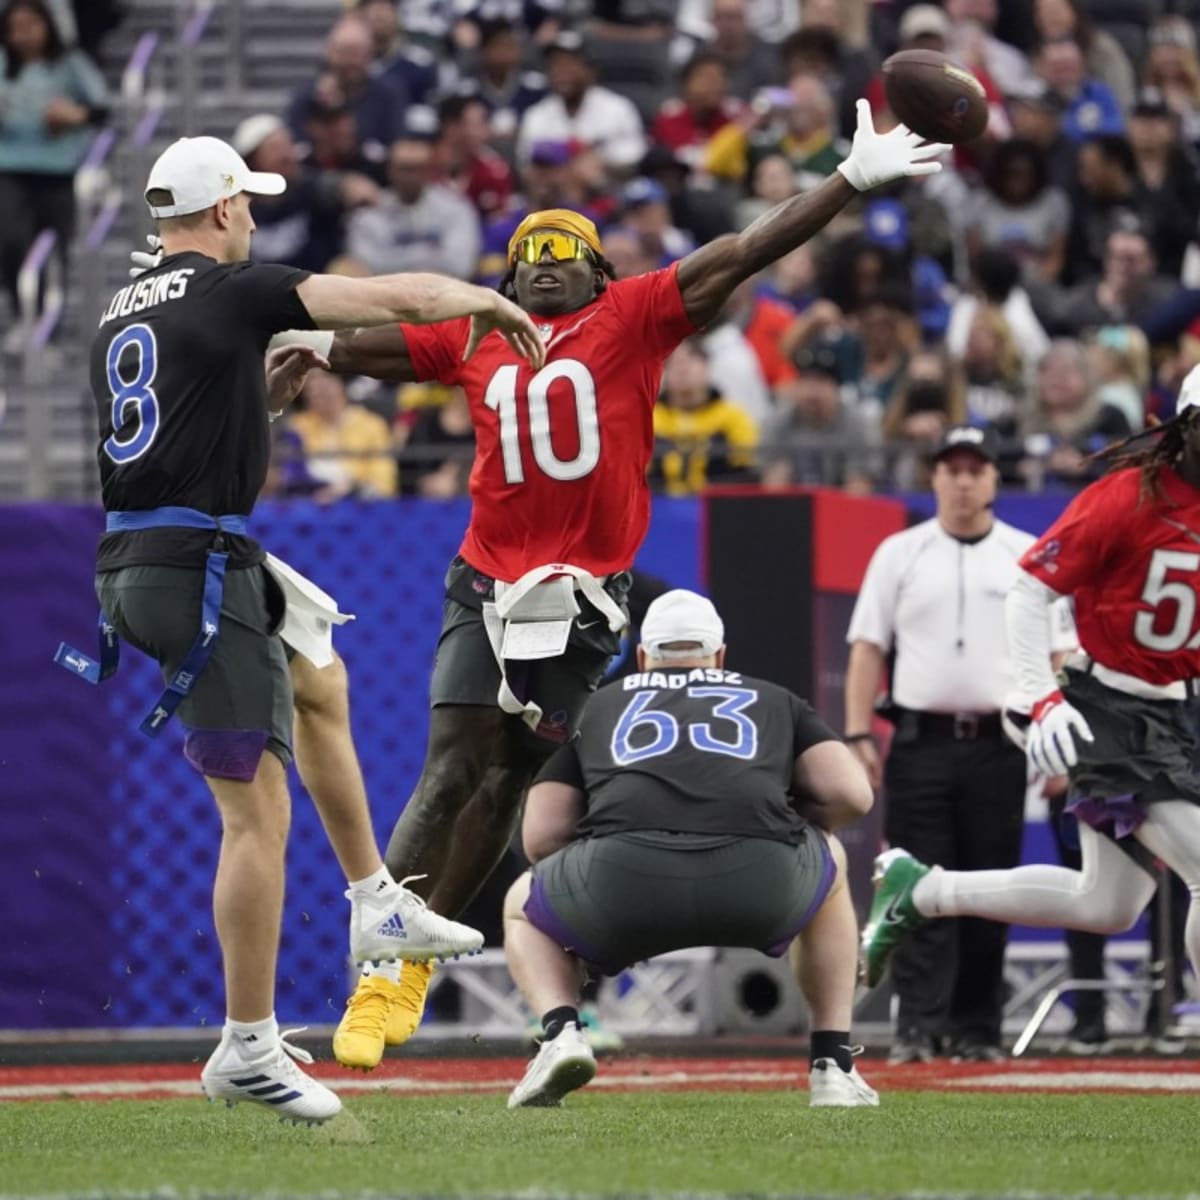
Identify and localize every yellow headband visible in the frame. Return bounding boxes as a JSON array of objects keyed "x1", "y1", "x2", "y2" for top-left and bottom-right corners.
[{"x1": 507, "y1": 208, "x2": 603, "y2": 264}]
